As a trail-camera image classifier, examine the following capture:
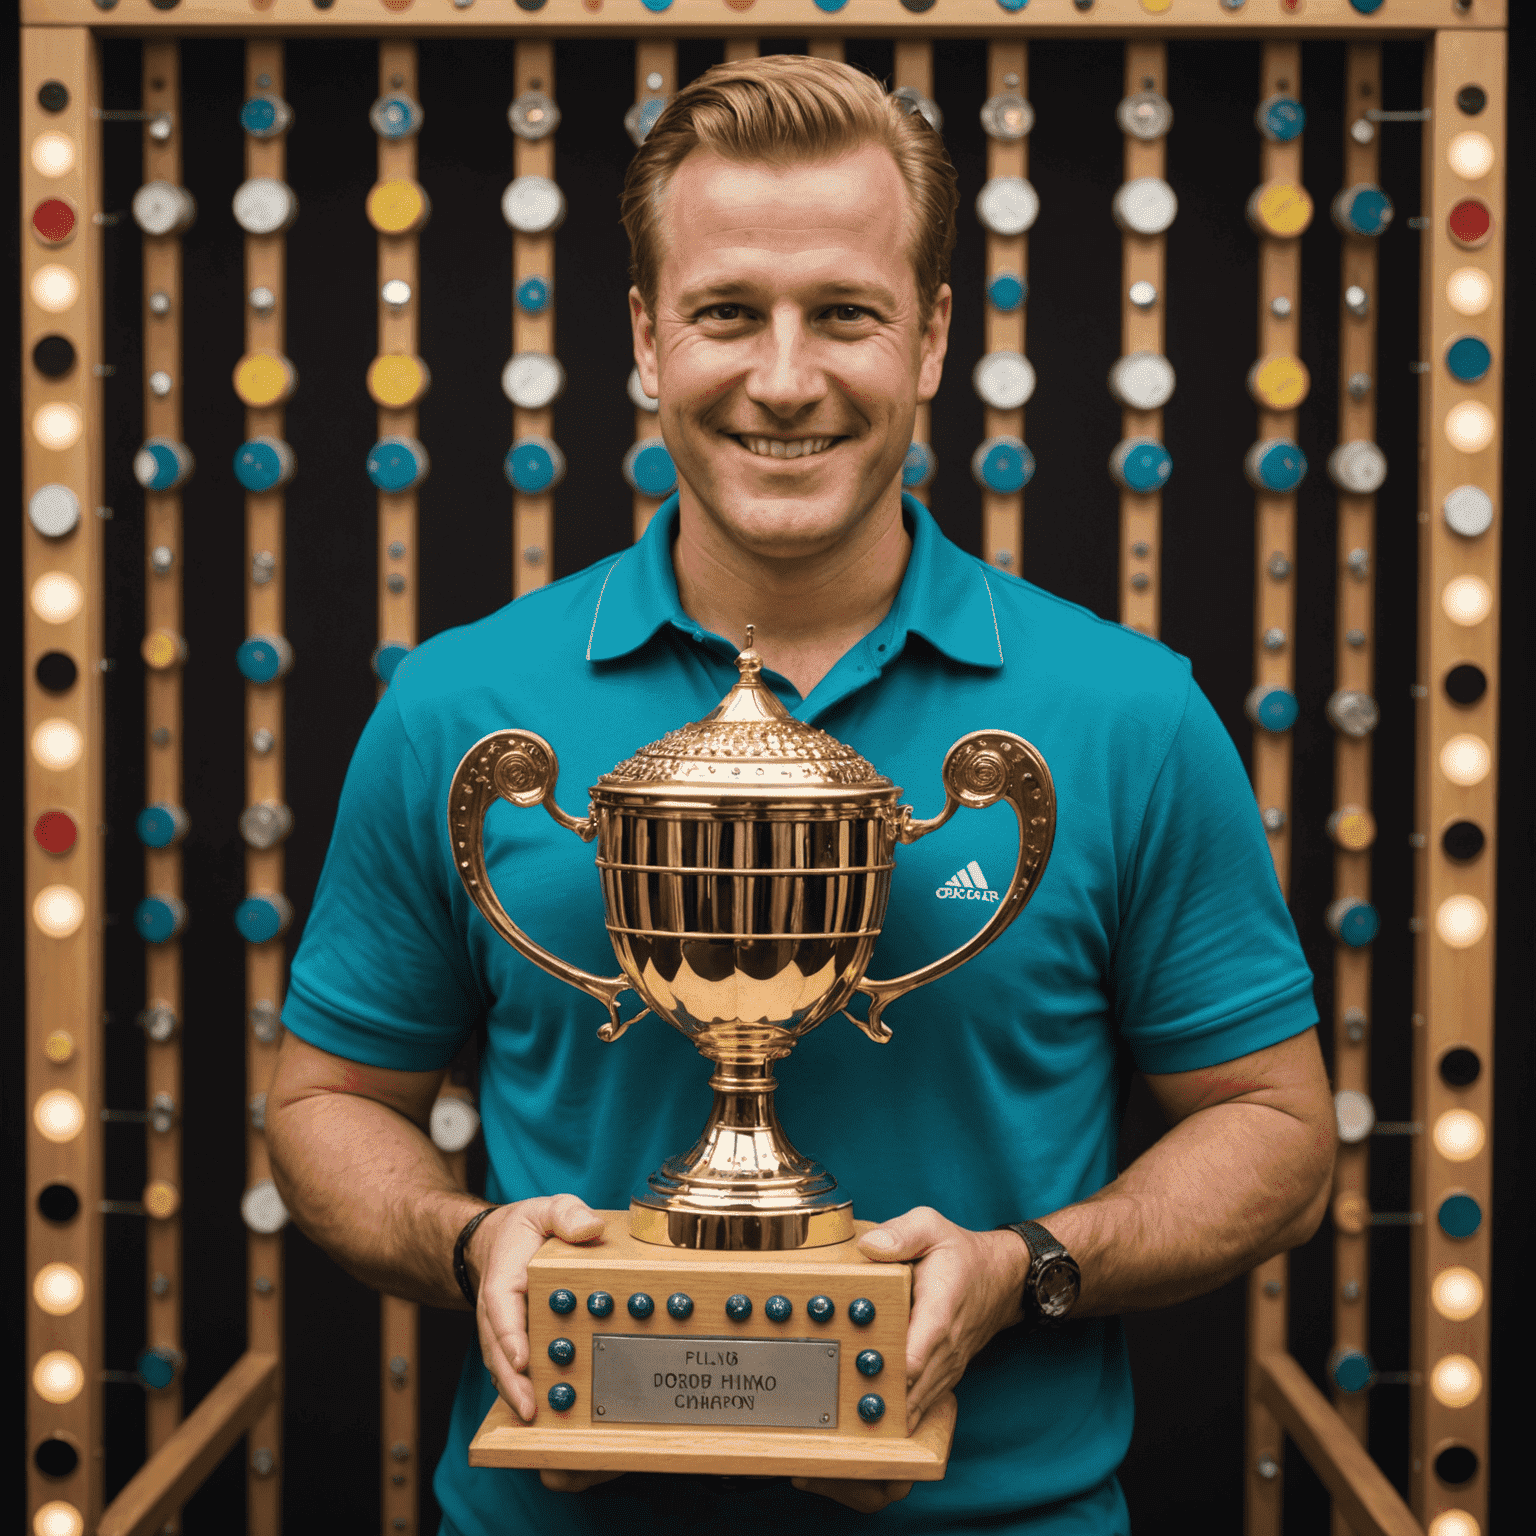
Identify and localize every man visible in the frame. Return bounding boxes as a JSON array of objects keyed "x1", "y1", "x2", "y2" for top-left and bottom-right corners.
[{"x1": 269, "y1": 56, "x2": 1334, "y2": 1535}]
